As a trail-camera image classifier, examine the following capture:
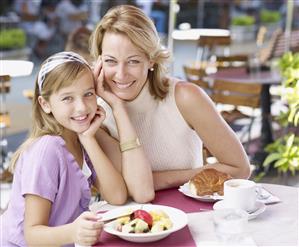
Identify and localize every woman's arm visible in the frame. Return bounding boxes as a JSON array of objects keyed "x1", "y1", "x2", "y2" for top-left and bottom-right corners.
[
  {"x1": 153, "y1": 168, "x2": 201, "y2": 190},
  {"x1": 94, "y1": 59, "x2": 155, "y2": 203},
  {"x1": 113, "y1": 103, "x2": 155, "y2": 203},
  {"x1": 94, "y1": 104, "x2": 155, "y2": 203},
  {"x1": 153, "y1": 82, "x2": 251, "y2": 190},
  {"x1": 79, "y1": 107, "x2": 127, "y2": 205},
  {"x1": 24, "y1": 195, "x2": 102, "y2": 246}
]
